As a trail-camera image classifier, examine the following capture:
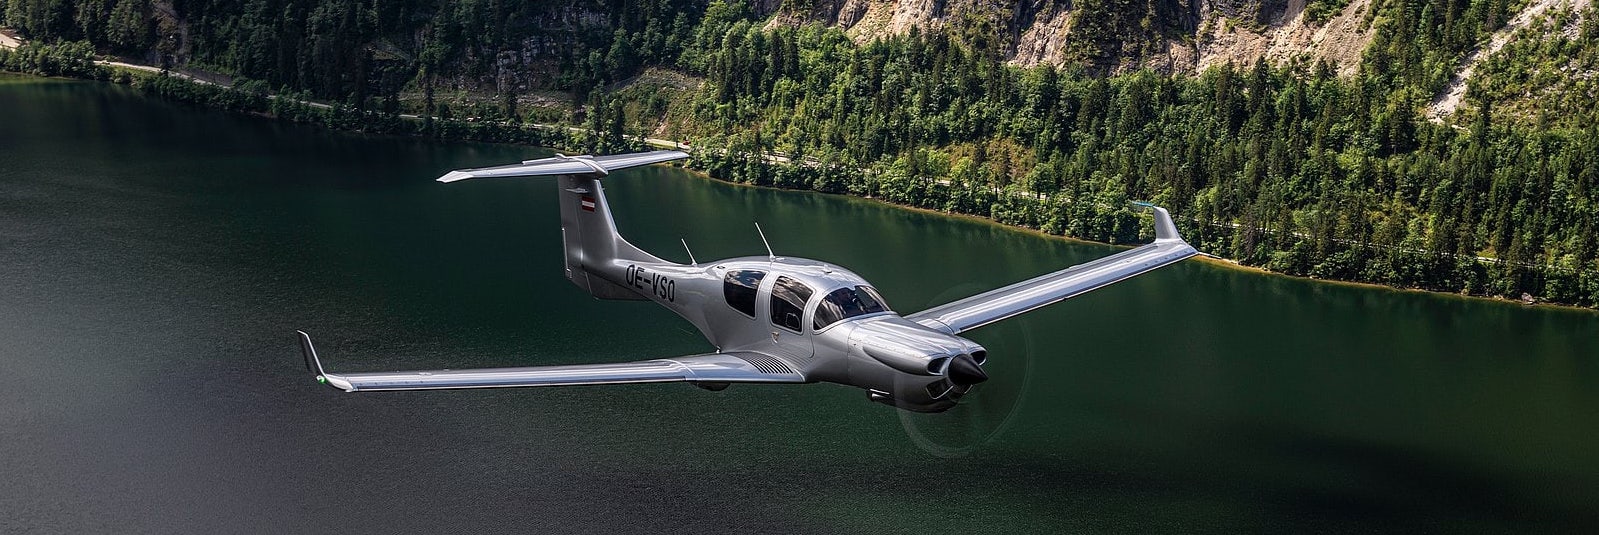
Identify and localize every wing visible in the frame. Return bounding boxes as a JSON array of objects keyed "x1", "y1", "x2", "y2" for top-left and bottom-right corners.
[
  {"x1": 296, "y1": 331, "x2": 804, "y2": 392},
  {"x1": 905, "y1": 205, "x2": 1198, "y2": 335}
]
